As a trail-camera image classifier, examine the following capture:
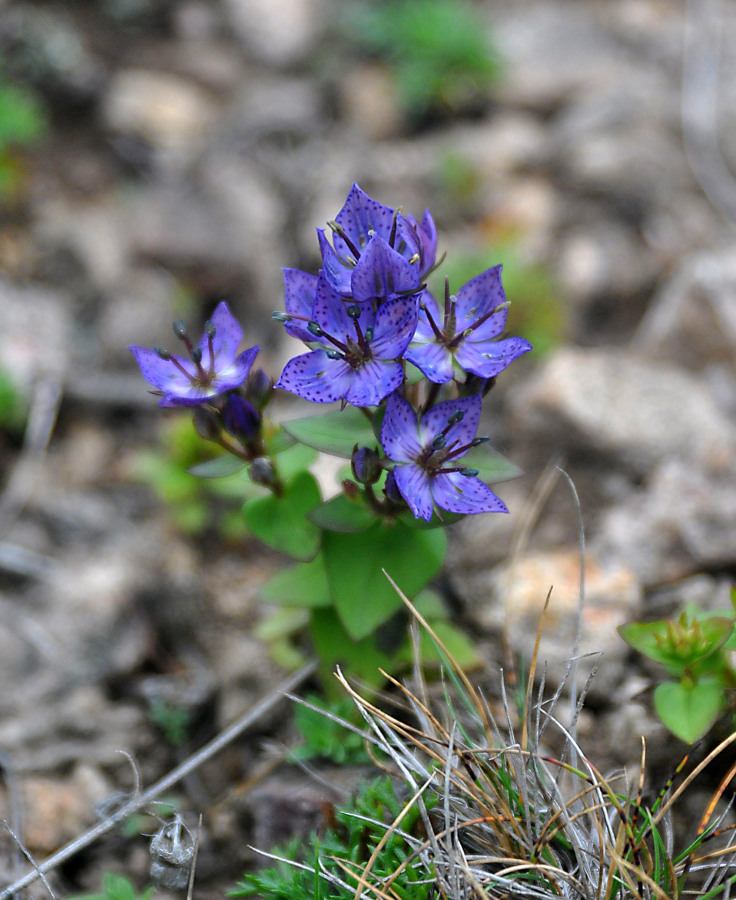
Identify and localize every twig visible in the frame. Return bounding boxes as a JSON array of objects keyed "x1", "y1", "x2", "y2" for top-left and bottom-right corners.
[{"x1": 0, "y1": 662, "x2": 316, "y2": 899}]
